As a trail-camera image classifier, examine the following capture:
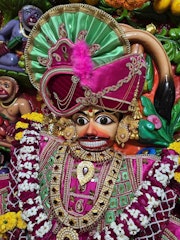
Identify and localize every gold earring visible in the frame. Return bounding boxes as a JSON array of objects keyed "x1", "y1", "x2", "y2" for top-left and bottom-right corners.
[
  {"x1": 42, "y1": 115, "x2": 77, "y2": 141},
  {"x1": 57, "y1": 117, "x2": 77, "y2": 141},
  {"x1": 115, "y1": 121, "x2": 130, "y2": 148},
  {"x1": 62, "y1": 125, "x2": 77, "y2": 141},
  {"x1": 115, "y1": 115, "x2": 140, "y2": 148},
  {"x1": 115, "y1": 78, "x2": 142, "y2": 147}
]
